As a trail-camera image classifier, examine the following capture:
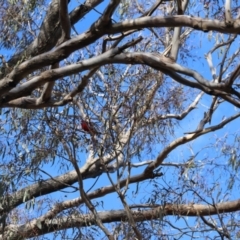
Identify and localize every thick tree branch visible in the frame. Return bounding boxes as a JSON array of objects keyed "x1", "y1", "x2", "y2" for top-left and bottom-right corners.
[
  {"x1": 0, "y1": 0, "x2": 103, "y2": 78},
  {"x1": 108, "y1": 16, "x2": 240, "y2": 34},
  {"x1": 2, "y1": 48, "x2": 240, "y2": 108},
  {"x1": 0, "y1": 162, "x2": 161, "y2": 218},
  {"x1": 2, "y1": 68, "x2": 97, "y2": 109},
  {"x1": 1, "y1": 15, "x2": 240, "y2": 97},
  {"x1": 0, "y1": 41, "x2": 143, "y2": 105},
  {"x1": 2, "y1": 199, "x2": 240, "y2": 239},
  {"x1": 38, "y1": 171, "x2": 163, "y2": 223},
  {"x1": 58, "y1": 0, "x2": 71, "y2": 45}
]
